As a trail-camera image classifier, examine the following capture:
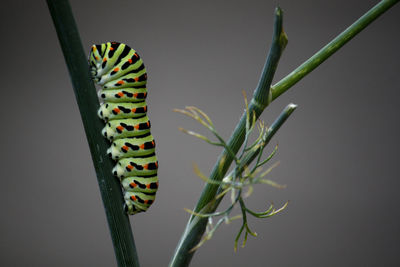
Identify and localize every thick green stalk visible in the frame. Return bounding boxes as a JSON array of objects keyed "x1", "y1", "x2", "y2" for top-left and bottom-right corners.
[
  {"x1": 271, "y1": 0, "x2": 399, "y2": 100},
  {"x1": 46, "y1": 0, "x2": 140, "y2": 266},
  {"x1": 170, "y1": 1, "x2": 399, "y2": 266},
  {"x1": 170, "y1": 7, "x2": 287, "y2": 267}
]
